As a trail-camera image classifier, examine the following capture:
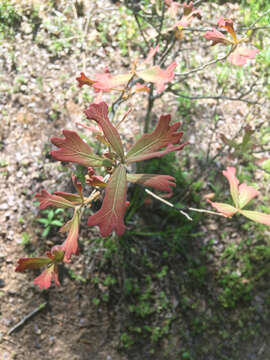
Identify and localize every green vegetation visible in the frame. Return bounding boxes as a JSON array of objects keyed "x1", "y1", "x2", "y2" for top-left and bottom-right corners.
[{"x1": 37, "y1": 208, "x2": 65, "y2": 238}]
